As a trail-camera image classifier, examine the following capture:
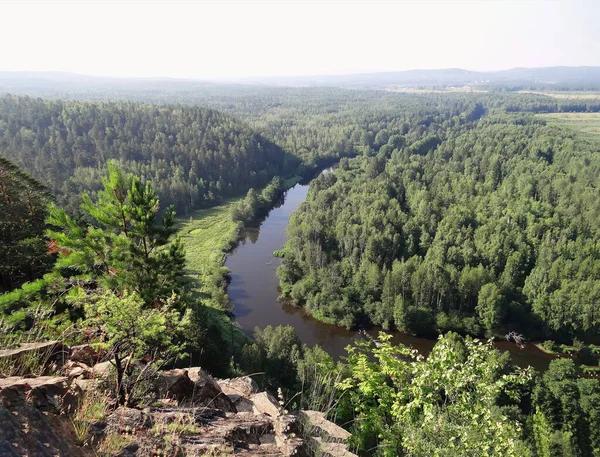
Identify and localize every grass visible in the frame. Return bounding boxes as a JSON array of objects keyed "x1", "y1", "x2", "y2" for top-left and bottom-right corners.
[
  {"x1": 71, "y1": 388, "x2": 109, "y2": 445},
  {"x1": 534, "y1": 342, "x2": 578, "y2": 356},
  {"x1": 178, "y1": 197, "x2": 244, "y2": 302},
  {"x1": 97, "y1": 434, "x2": 134, "y2": 456},
  {"x1": 538, "y1": 112, "x2": 600, "y2": 140},
  {"x1": 518, "y1": 90, "x2": 600, "y2": 100},
  {"x1": 176, "y1": 177, "x2": 306, "y2": 354}
]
